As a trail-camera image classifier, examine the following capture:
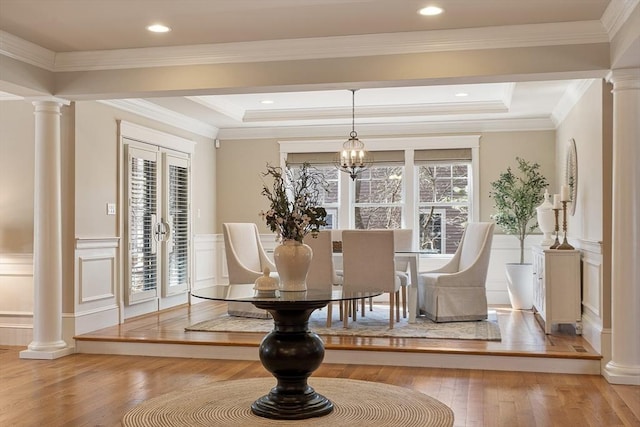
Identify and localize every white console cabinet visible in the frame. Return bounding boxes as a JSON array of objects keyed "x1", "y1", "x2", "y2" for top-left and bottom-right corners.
[{"x1": 532, "y1": 246, "x2": 582, "y2": 335}]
